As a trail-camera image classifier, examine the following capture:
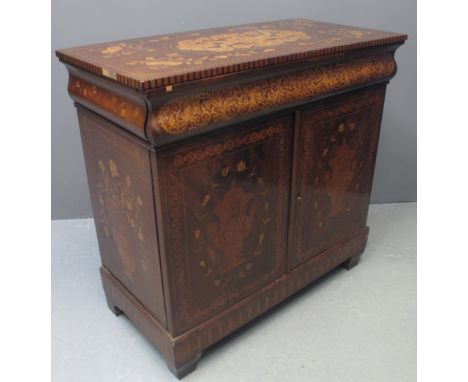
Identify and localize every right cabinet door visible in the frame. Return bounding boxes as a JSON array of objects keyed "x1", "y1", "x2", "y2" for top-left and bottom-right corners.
[{"x1": 288, "y1": 86, "x2": 386, "y2": 270}]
